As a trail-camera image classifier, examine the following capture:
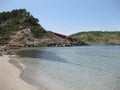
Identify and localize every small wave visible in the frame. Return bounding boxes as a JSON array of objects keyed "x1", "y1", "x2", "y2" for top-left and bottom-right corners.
[{"x1": 20, "y1": 62, "x2": 26, "y2": 70}]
